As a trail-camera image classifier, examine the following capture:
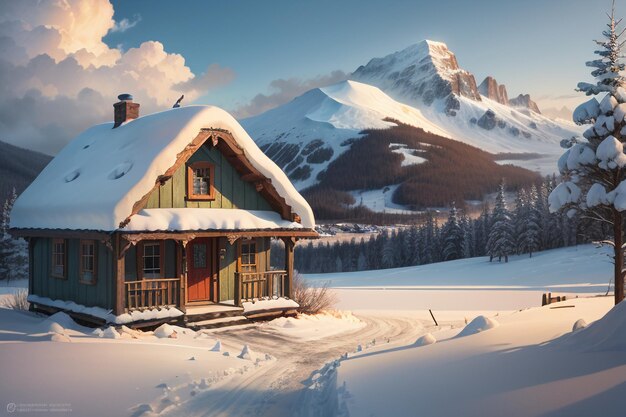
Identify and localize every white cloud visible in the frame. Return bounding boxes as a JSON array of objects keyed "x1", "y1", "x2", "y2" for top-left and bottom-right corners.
[
  {"x1": 233, "y1": 70, "x2": 348, "y2": 119},
  {"x1": 0, "y1": 0, "x2": 234, "y2": 154},
  {"x1": 110, "y1": 15, "x2": 142, "y2": 33}
]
